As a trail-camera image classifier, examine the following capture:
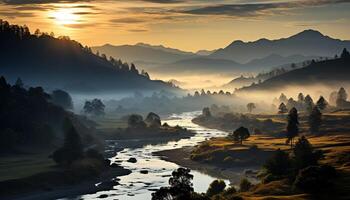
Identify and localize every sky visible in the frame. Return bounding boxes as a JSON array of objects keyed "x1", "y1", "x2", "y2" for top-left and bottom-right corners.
[{"x1": 1, "y1": 0, "x2": 350, "y2": 52}]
